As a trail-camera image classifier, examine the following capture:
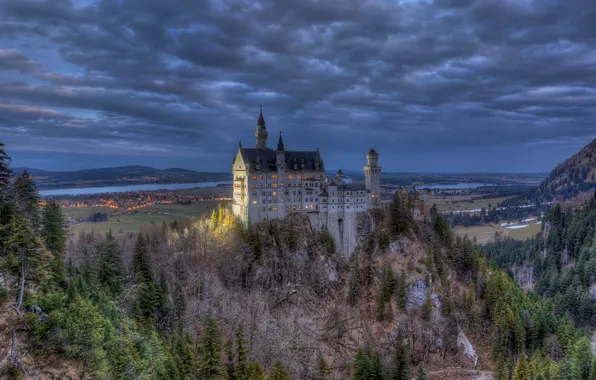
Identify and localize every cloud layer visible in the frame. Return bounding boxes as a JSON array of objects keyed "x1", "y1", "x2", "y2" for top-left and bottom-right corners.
[{"x1": 1, "y1": 0, "x2": 595, "y2": 172}]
